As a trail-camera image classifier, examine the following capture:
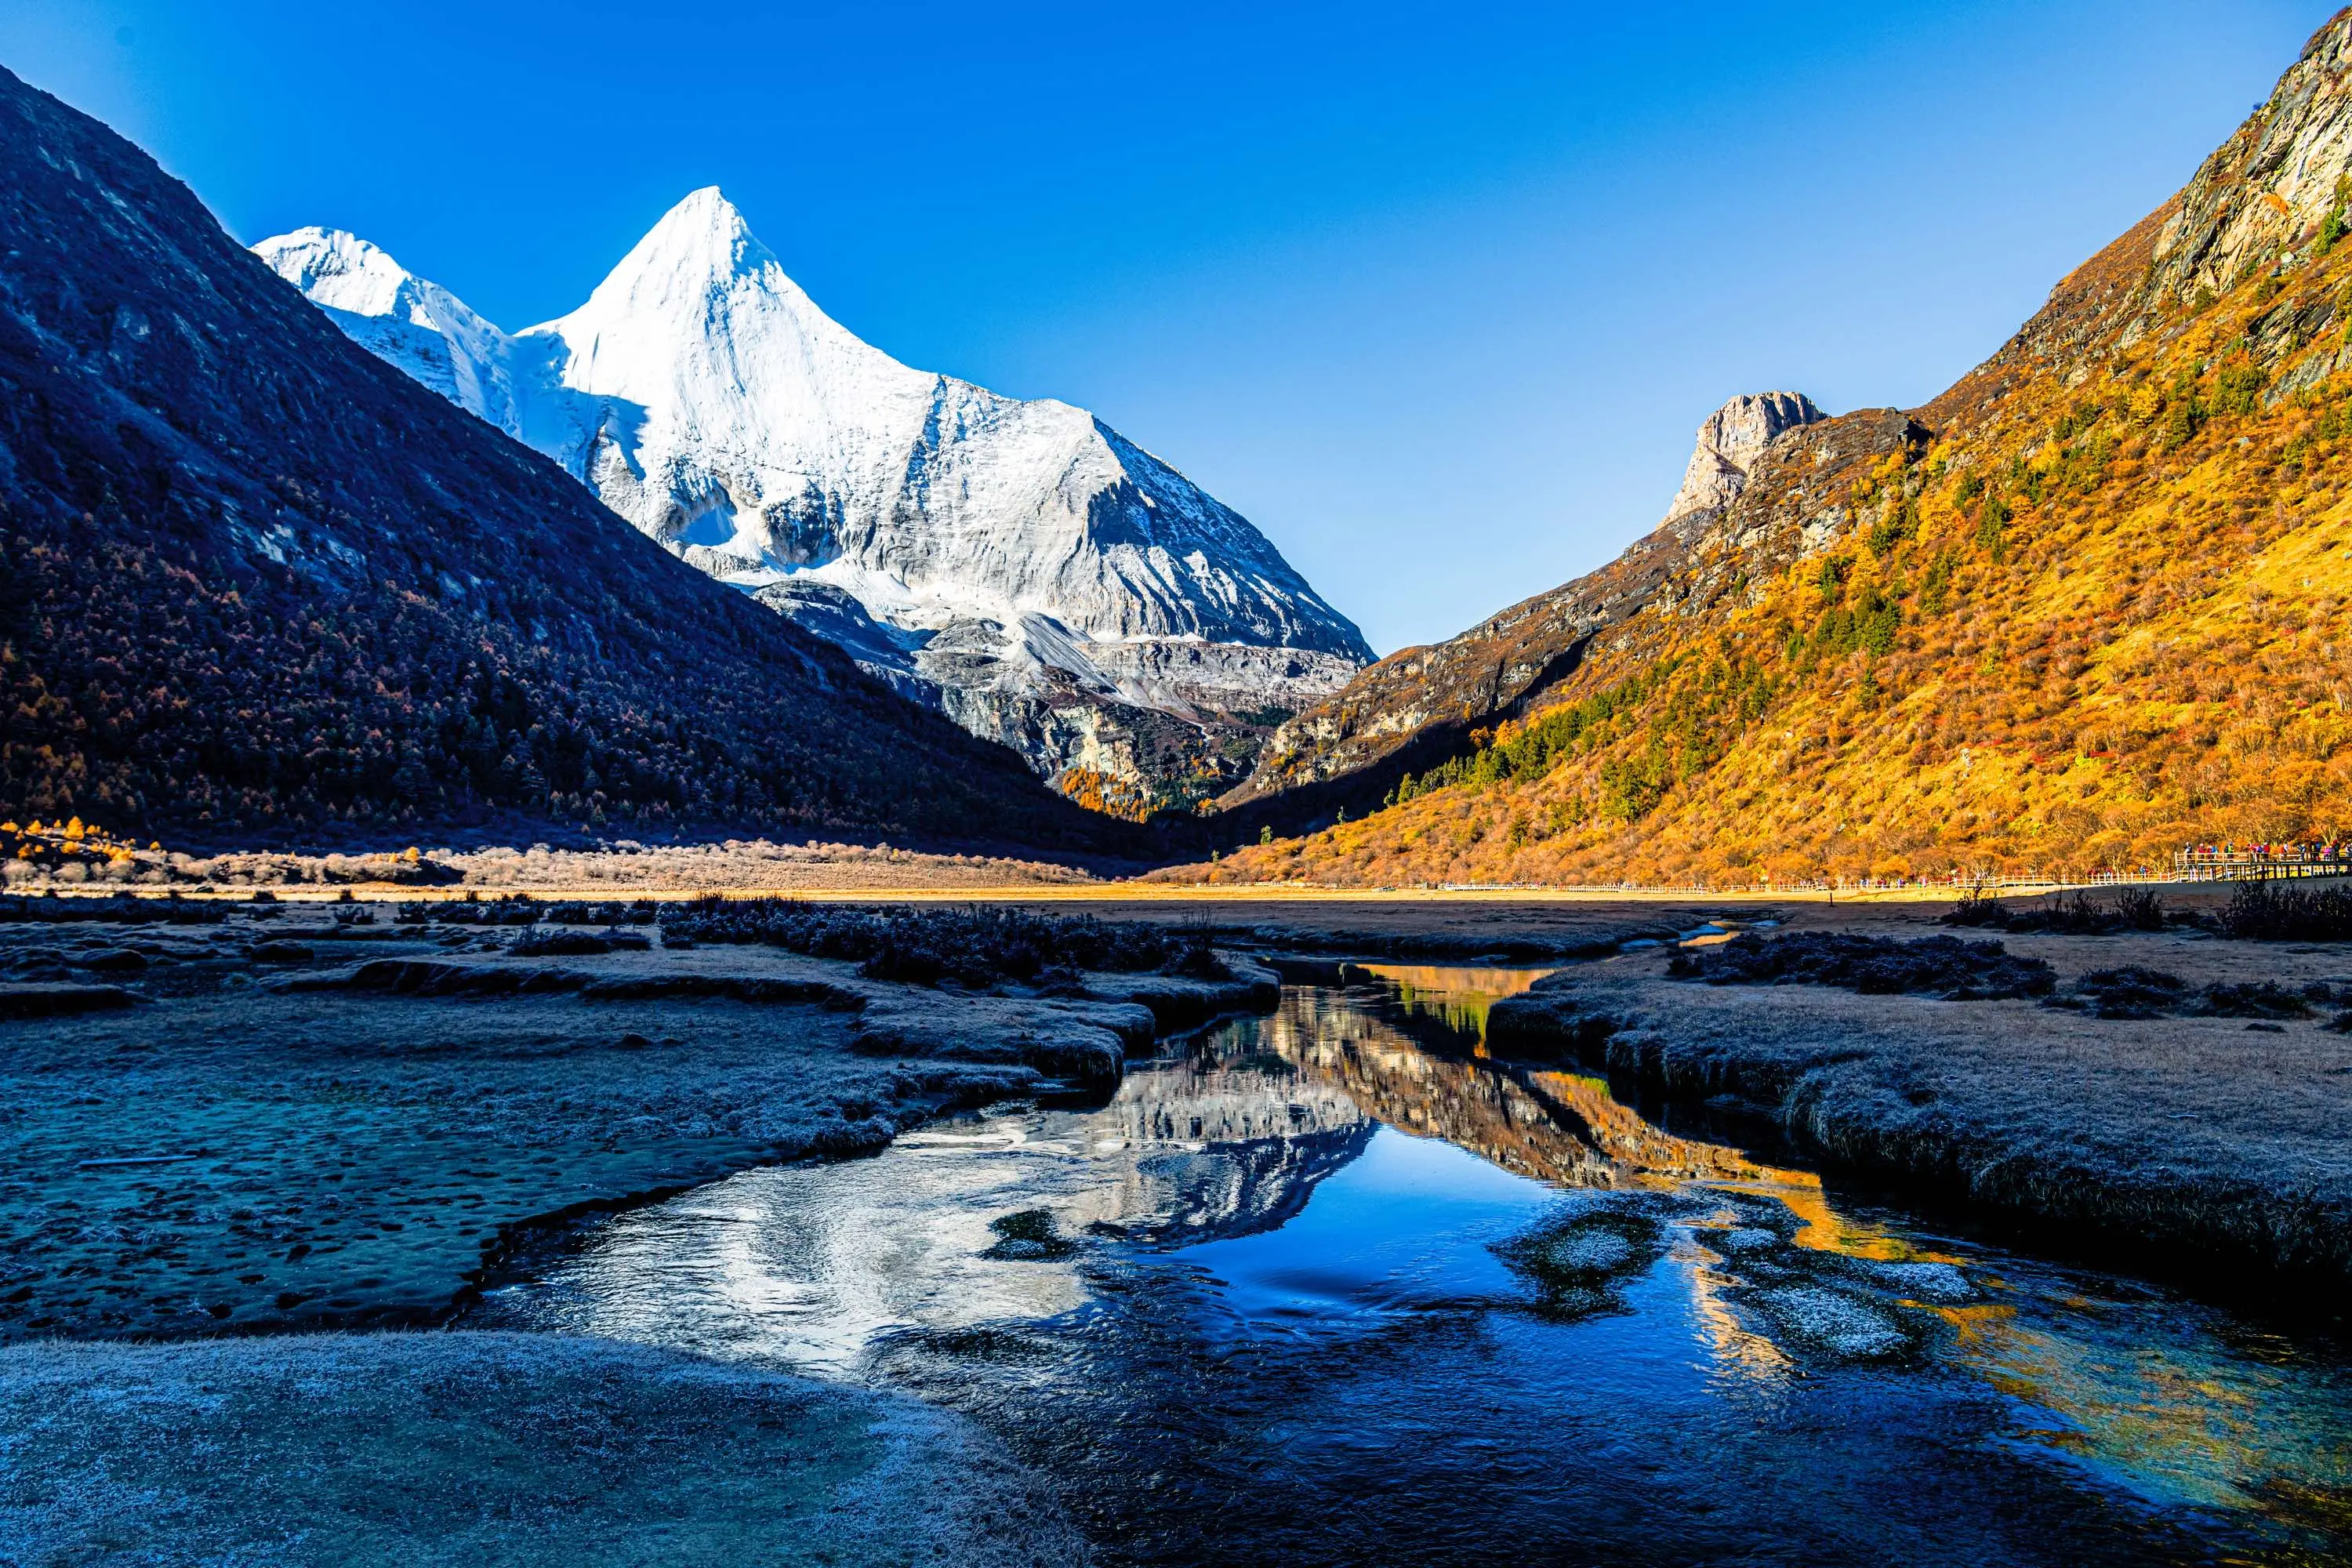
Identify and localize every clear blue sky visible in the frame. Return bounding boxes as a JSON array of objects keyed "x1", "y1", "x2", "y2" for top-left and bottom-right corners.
[{"x1": 2, "y1": 2, "x2": 2330, "y2": 654}]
